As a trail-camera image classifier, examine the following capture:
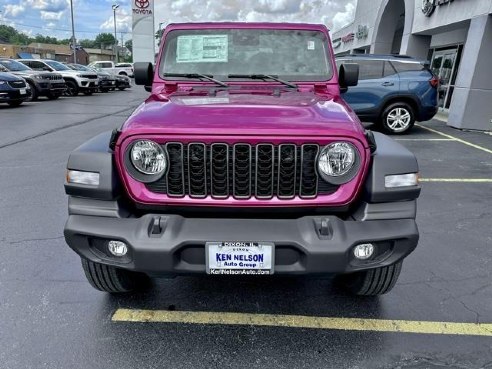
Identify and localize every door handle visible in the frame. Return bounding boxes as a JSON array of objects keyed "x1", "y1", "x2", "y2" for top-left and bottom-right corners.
[{"x1": 382, "y1": 82, "x2": 394, "y2": 86}]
